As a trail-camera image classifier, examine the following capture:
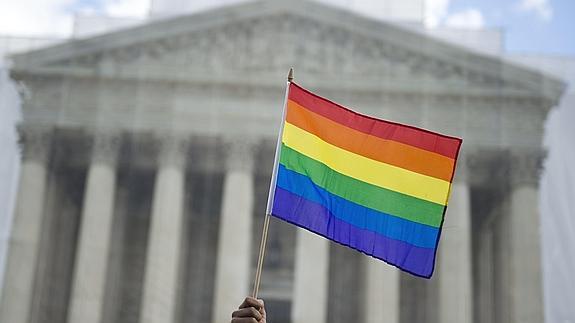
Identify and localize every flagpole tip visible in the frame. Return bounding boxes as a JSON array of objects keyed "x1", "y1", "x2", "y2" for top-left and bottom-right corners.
[{"x1": 287, "y1": 68, "x2": 294, "y2": 82}]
